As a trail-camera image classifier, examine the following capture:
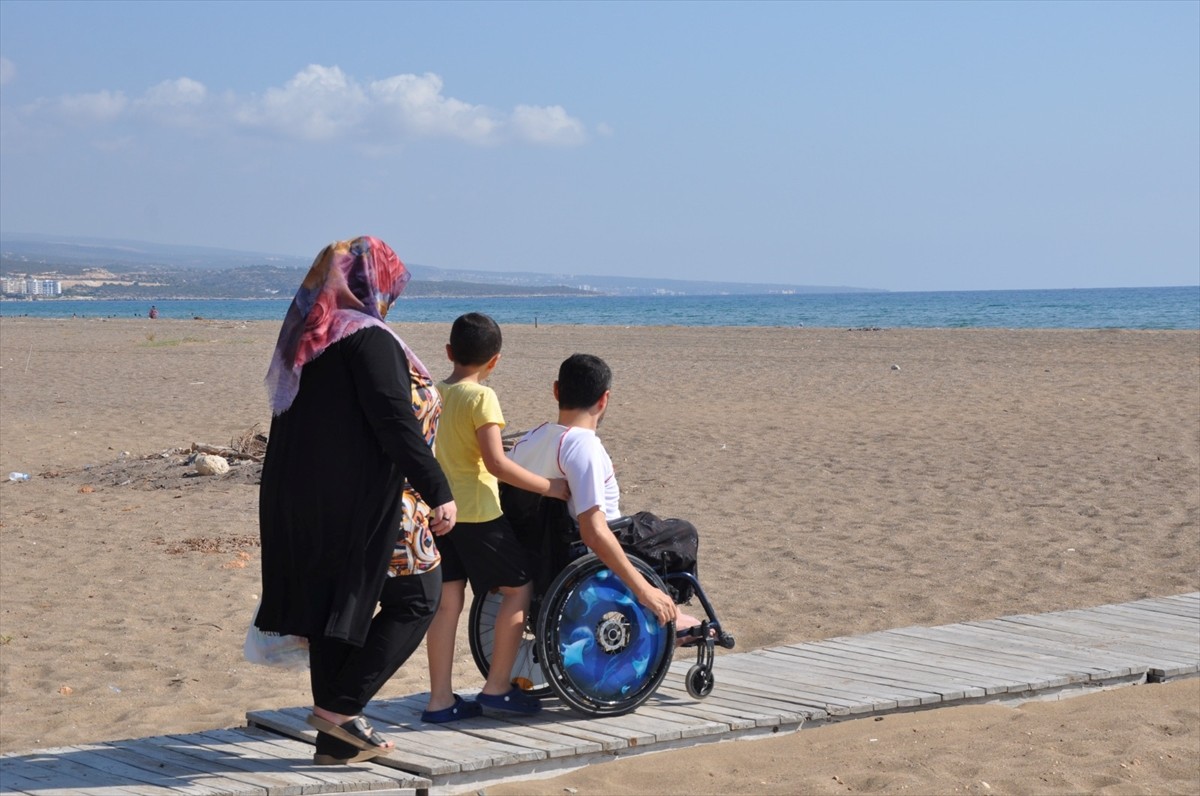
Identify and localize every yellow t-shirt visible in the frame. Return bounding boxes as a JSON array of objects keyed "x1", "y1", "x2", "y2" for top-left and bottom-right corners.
[{"x1": 434, "y1": 380, "x2": 505, "y2": 523}]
